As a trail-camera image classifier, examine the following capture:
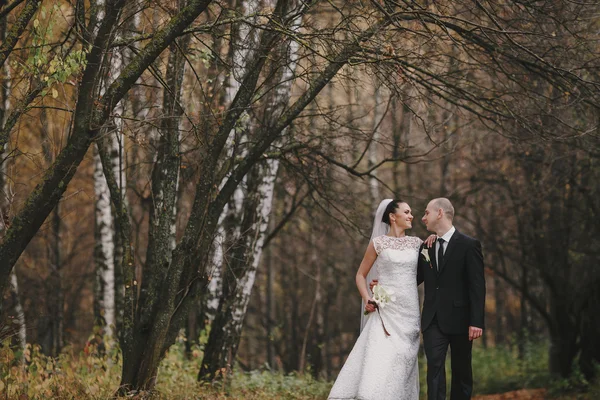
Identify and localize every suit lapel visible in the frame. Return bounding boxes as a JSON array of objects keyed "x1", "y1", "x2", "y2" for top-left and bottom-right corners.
[
  {"x1": 428, "y1": 245, "x2": 438, "y2": 273},
  {"x1": 439, "y1": 230, "x2": 461, "y2": 275}
]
